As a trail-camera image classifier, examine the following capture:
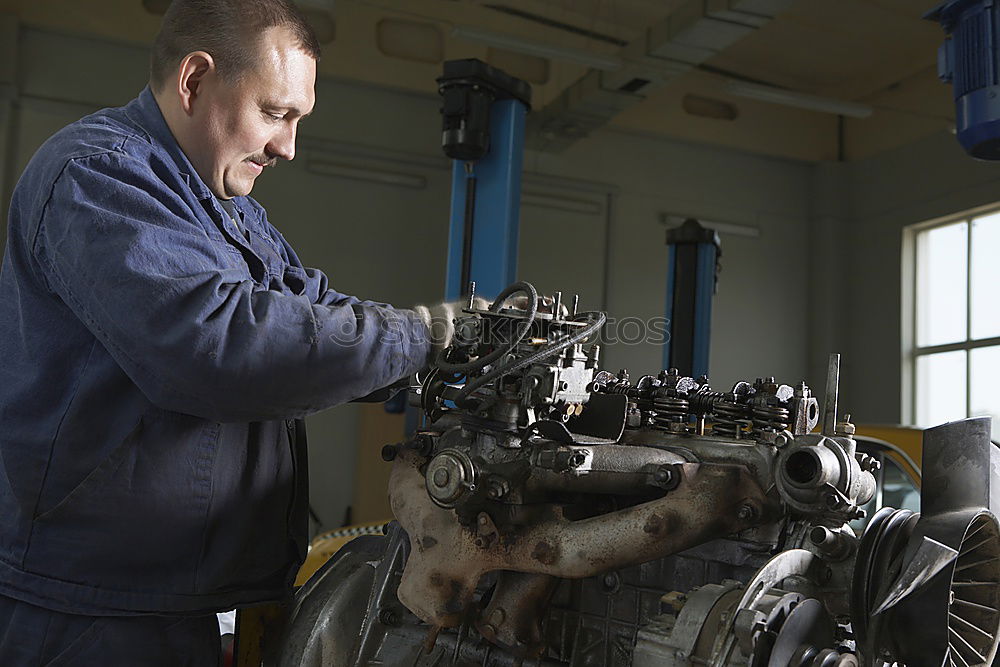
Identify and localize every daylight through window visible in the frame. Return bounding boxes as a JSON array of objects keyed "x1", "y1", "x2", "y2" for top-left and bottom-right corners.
[{"x1": 910, "y1": 211, "x2": 1000, "y2": 439}]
